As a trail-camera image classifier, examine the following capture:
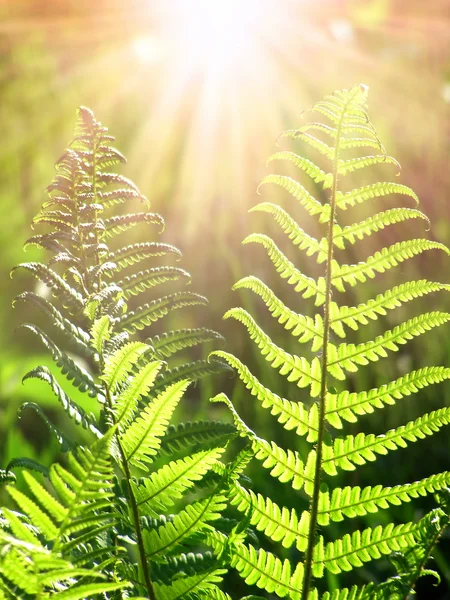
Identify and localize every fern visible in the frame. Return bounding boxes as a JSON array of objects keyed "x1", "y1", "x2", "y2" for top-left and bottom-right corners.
[
  {"x1": 1, "y1": 108, "x2": 236, "y2": 598},
  {"x1": 211, "y1": 85, "x2": 450, "y2": 599}
]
